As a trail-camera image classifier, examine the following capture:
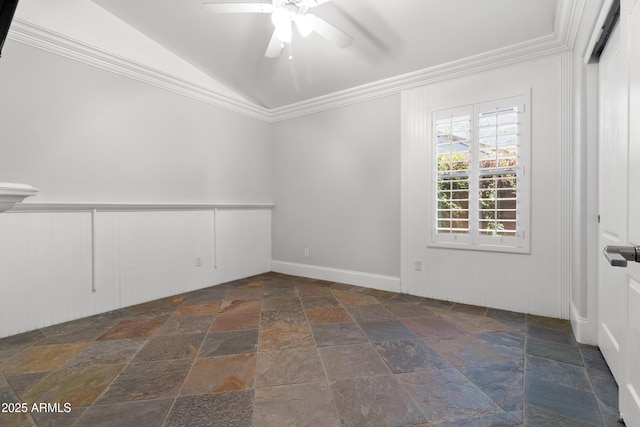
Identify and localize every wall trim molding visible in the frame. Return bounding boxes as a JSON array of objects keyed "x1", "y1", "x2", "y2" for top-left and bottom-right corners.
[
  {"x1": 571, "y1": 301, "x2": 598, "y2": 345},
  {"x1": 271, "y1": 260, "x2": 401, "y2": 293},
  {"x1": 560, "y1": 52, "x2": 574, "y2": 320},
  {"x1": 7, "y1": 19, "x2": 272, "y2": 123},
  {"x1": 7, "y1": 0, "x2": 584, "y2": 123},
  {"x1": 7, "y1": 202, "x2": 275, "y2": 213}
]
